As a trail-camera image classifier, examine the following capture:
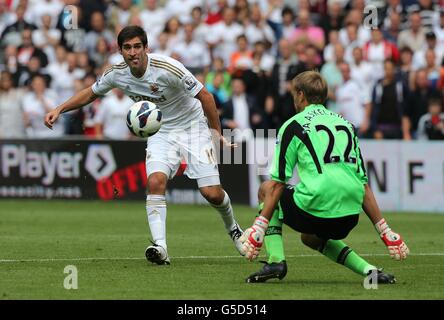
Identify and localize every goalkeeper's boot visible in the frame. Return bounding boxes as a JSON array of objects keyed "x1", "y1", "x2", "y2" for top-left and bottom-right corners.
[
  {"x1": 367, "y1": 268, "x2": 396, "y2": 284},
  {"x1": 145, "y1": 243, "x2": 170, "y2": 265},
  {"x1": 229, "y1": 223, "x2": 245, "y2": 256},
  {"x1": 246, "y1": 261, "x2": 287, "y2": 283}
]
